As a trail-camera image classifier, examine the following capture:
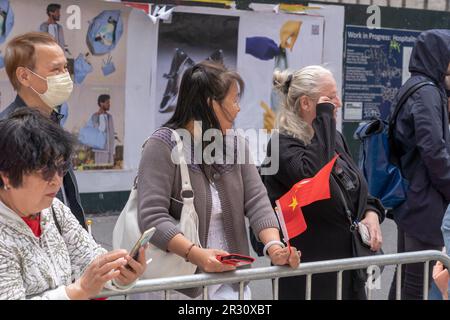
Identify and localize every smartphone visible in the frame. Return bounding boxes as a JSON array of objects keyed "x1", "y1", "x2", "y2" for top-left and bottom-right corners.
[
  {"x1": 357, "y1": 222, "x2": 371, "y2": 247},
  {"x1": 216, "y1": 254, "x2": 255, "y2": 267},
  {"x1": 129, "y1": 227, "x2": 156, "y2": 261}
]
